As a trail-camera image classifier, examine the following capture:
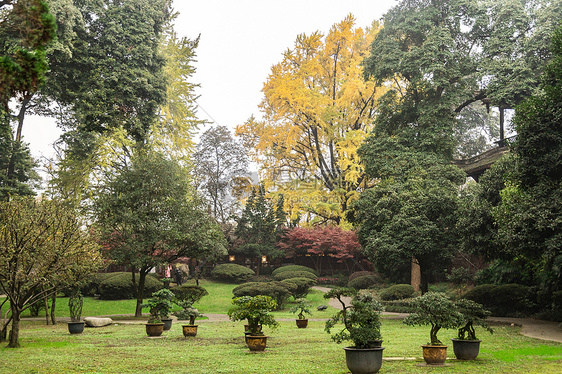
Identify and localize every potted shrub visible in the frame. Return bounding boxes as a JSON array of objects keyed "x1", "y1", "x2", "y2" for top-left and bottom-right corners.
[
  {"x1": 172, "y1": 284, "x2": 209, "y2": 337},
  {"x1": 324, "y1": 288, "x2": 385, "y2": 374},
  {"x1": 403, "y1": 292, "x2": 463, "y2": 366},
  {"x1": 290, "y1": 298, "x2": 313, "y2": 328},
  {"x1": 144, "y1": 289, "x2": 174, "y2": 336},
  {"x1": 68, "y1": 291, "x2": 85, "y2": 334},
  {"x1": 228, "y1": 295, "x2": 279, "y2": 351},
  {"x1": 451, "y1": 298, "x2": 493, "y2": 360}
]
